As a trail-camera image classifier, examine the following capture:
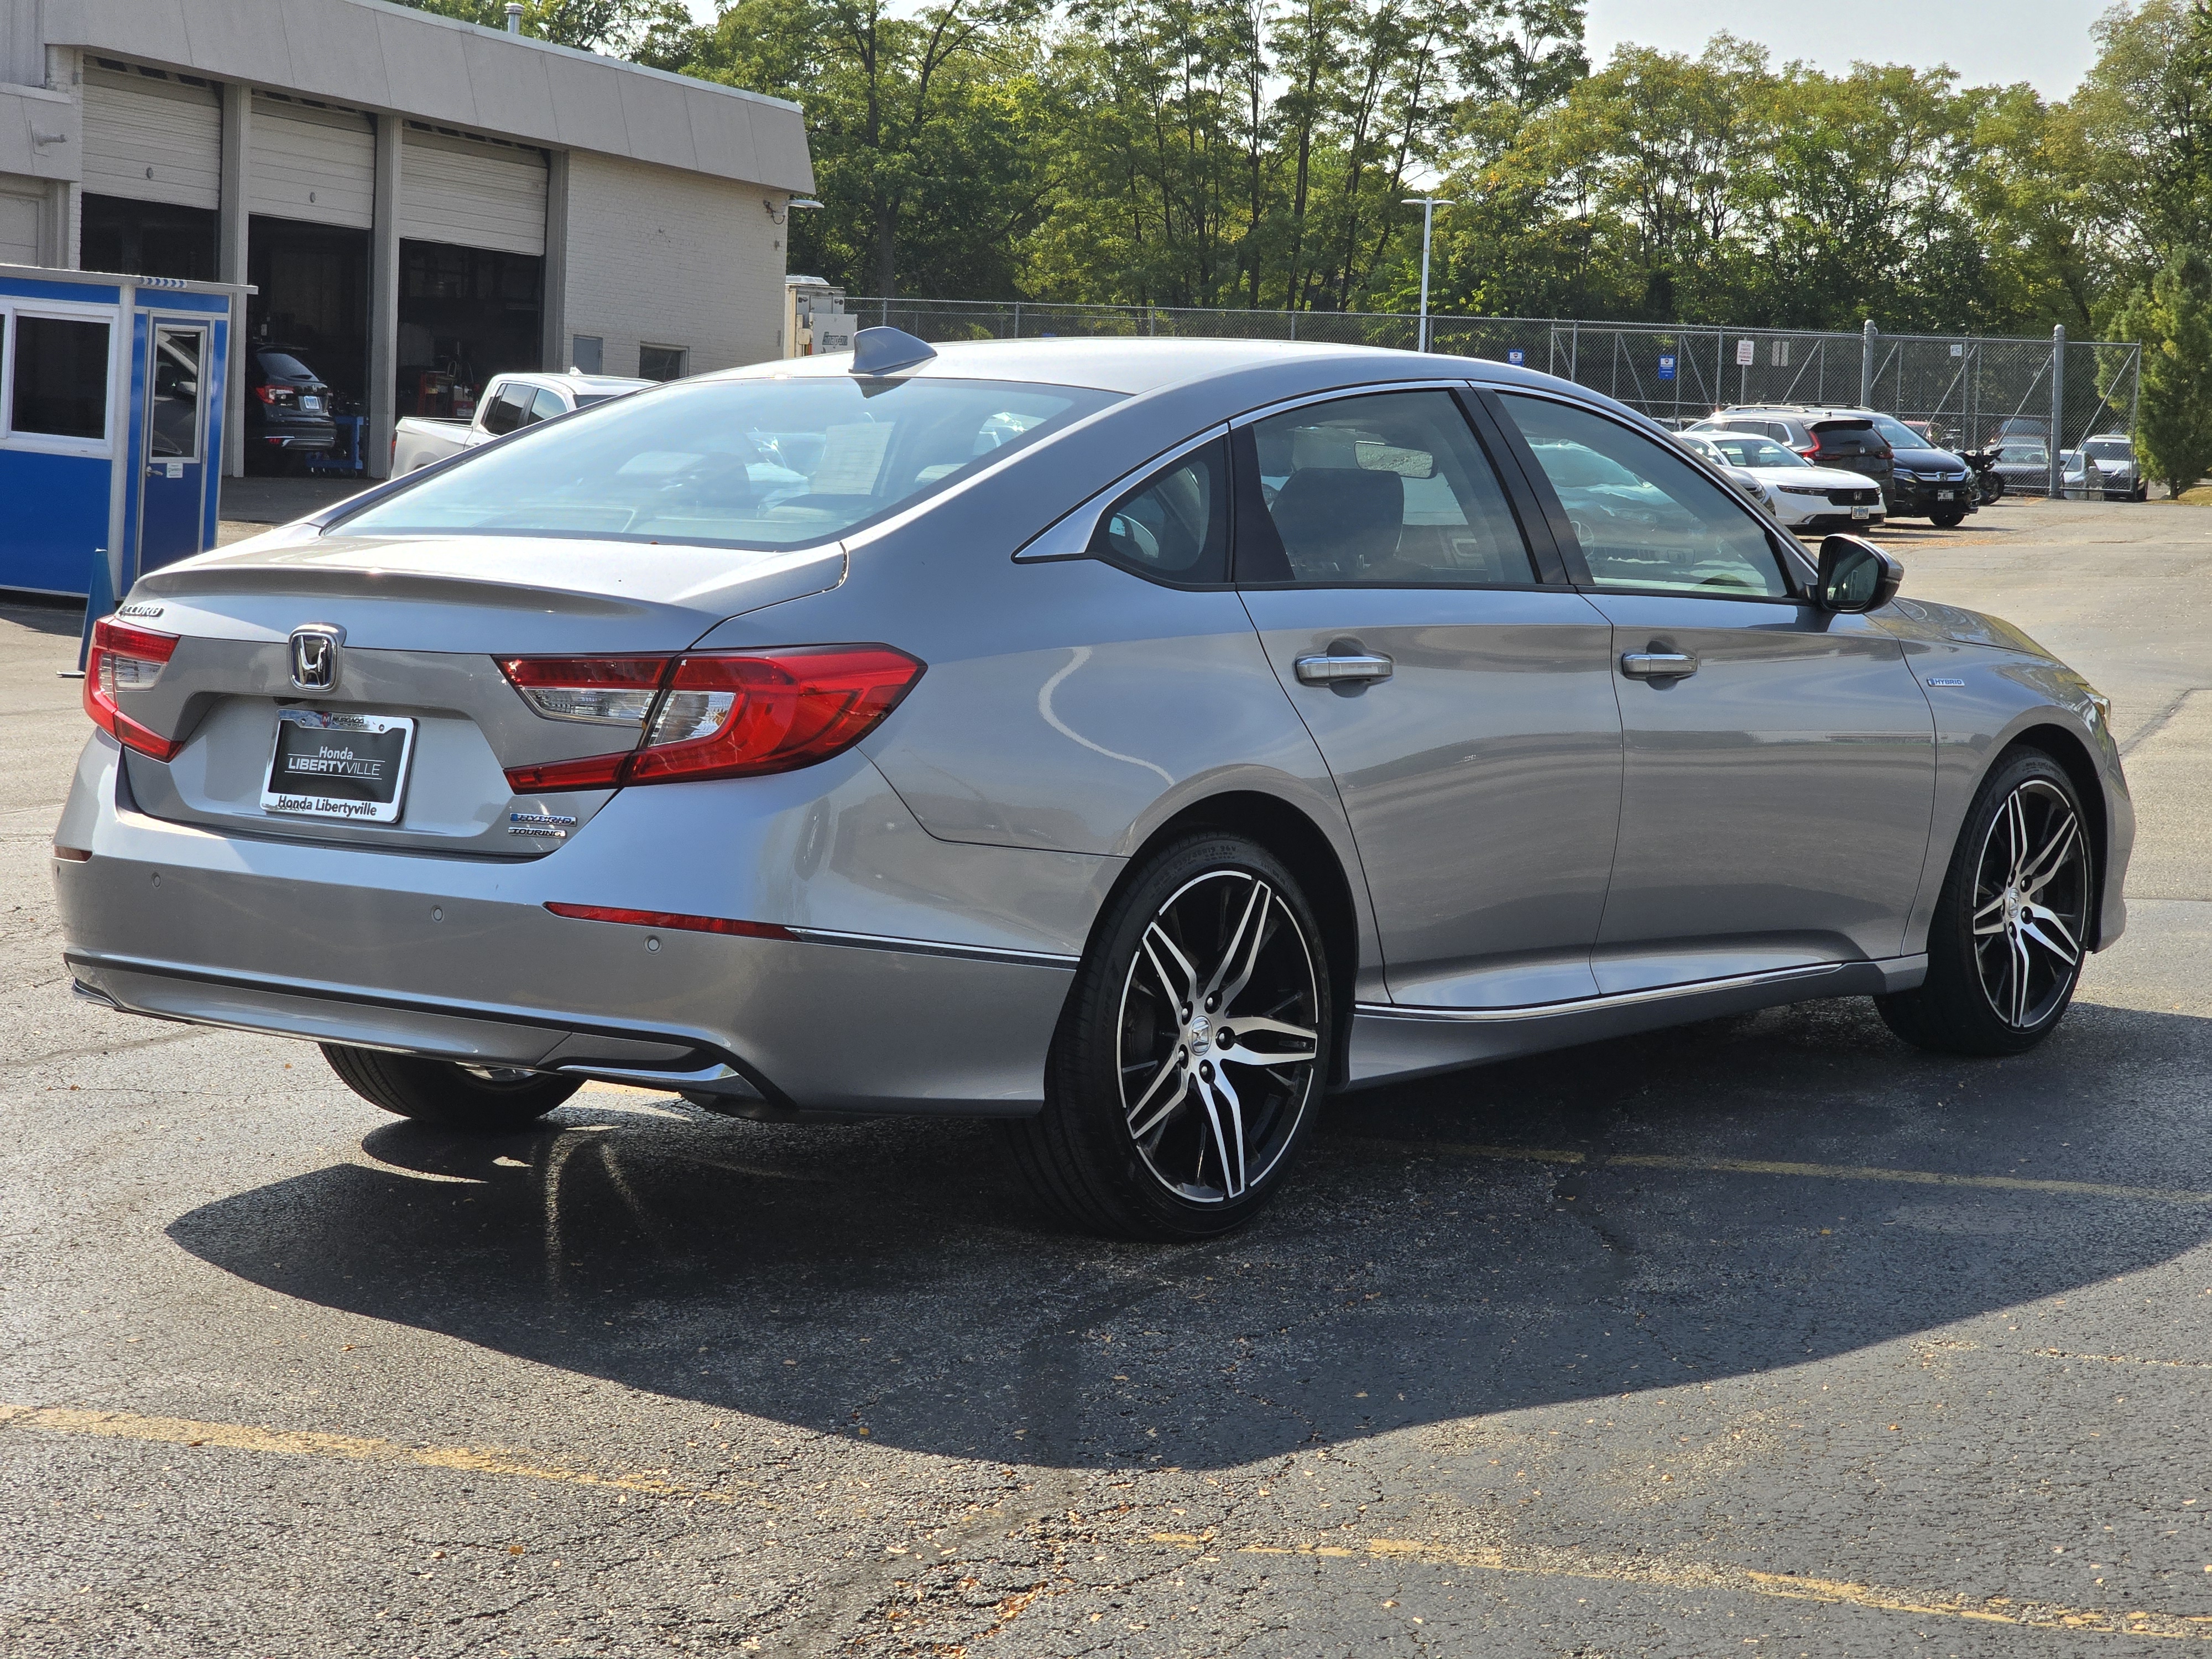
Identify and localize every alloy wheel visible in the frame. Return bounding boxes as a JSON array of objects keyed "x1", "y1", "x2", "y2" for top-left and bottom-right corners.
[
  {"x1": 1117, "y1": 869, "x2": 1320, "y2": 1204},
  {"x1": 1972, "y1": 778, "x2": 2088, "y2": 1030}
]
